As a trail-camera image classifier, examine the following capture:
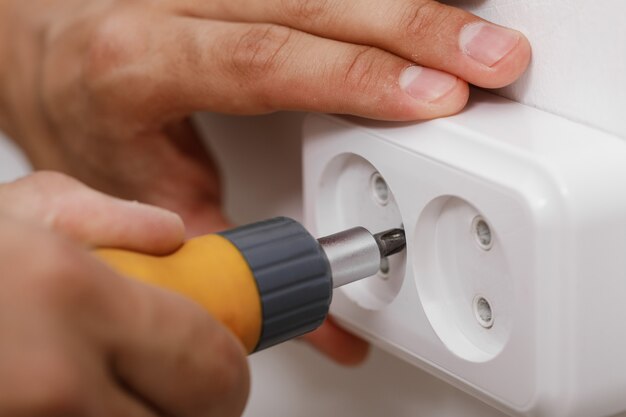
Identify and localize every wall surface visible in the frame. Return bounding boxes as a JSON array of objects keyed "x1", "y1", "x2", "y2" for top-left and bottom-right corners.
[
  {"x1": 0, "y1": 135, "x2": 30, "y2": 181},
  {"x1": 453, "y1": 0, "x2": 626, "y2": 138}
]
